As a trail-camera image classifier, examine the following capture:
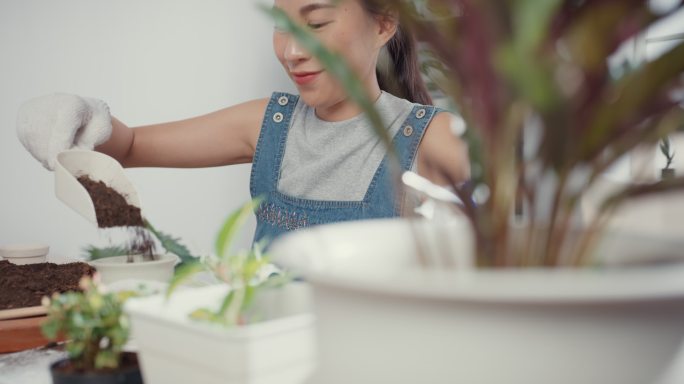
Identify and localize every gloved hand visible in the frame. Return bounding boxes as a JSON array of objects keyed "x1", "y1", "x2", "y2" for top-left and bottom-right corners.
[{"x1": 16, "y1": 93, "x2": 112, "y2": 170}]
